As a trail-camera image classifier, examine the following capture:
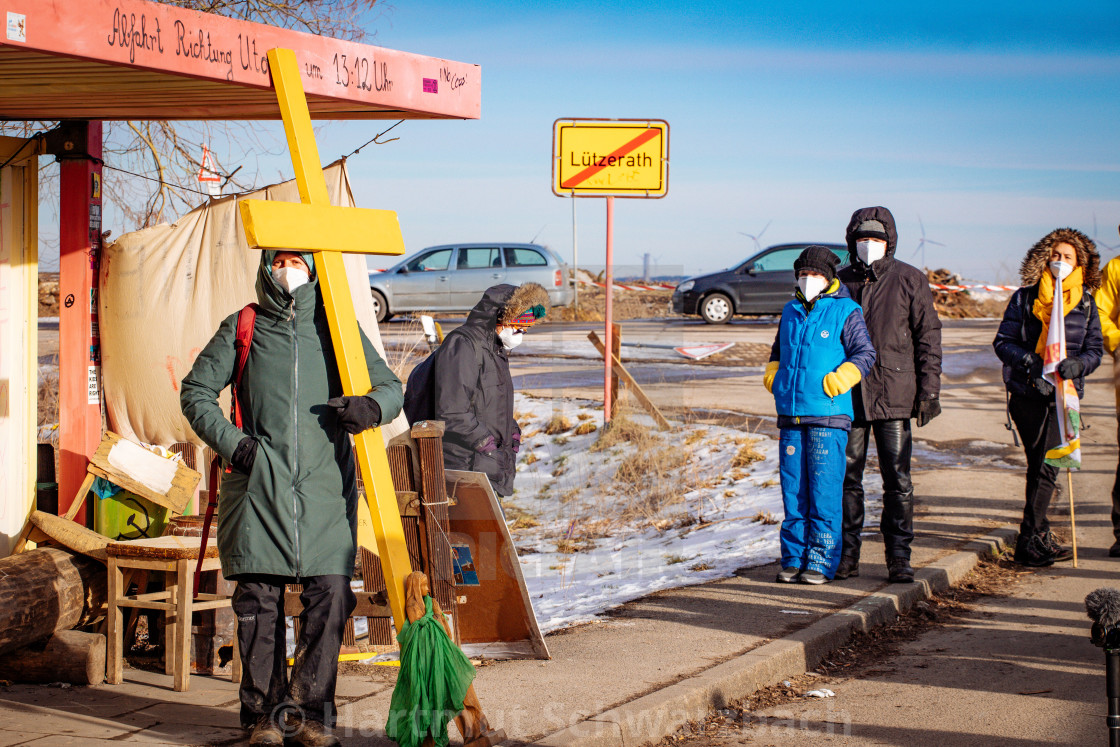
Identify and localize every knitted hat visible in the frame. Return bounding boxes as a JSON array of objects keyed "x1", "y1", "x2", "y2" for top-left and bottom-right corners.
[
  {"x1": 850, "y1": 219, "x2": 889, "y2": 244},
  {"x1": 794, "y1": 245, "x2": 840, "y2": 283},
  {"x1": 499, "y1": 282, "x2": 550, "y2": 328}
]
